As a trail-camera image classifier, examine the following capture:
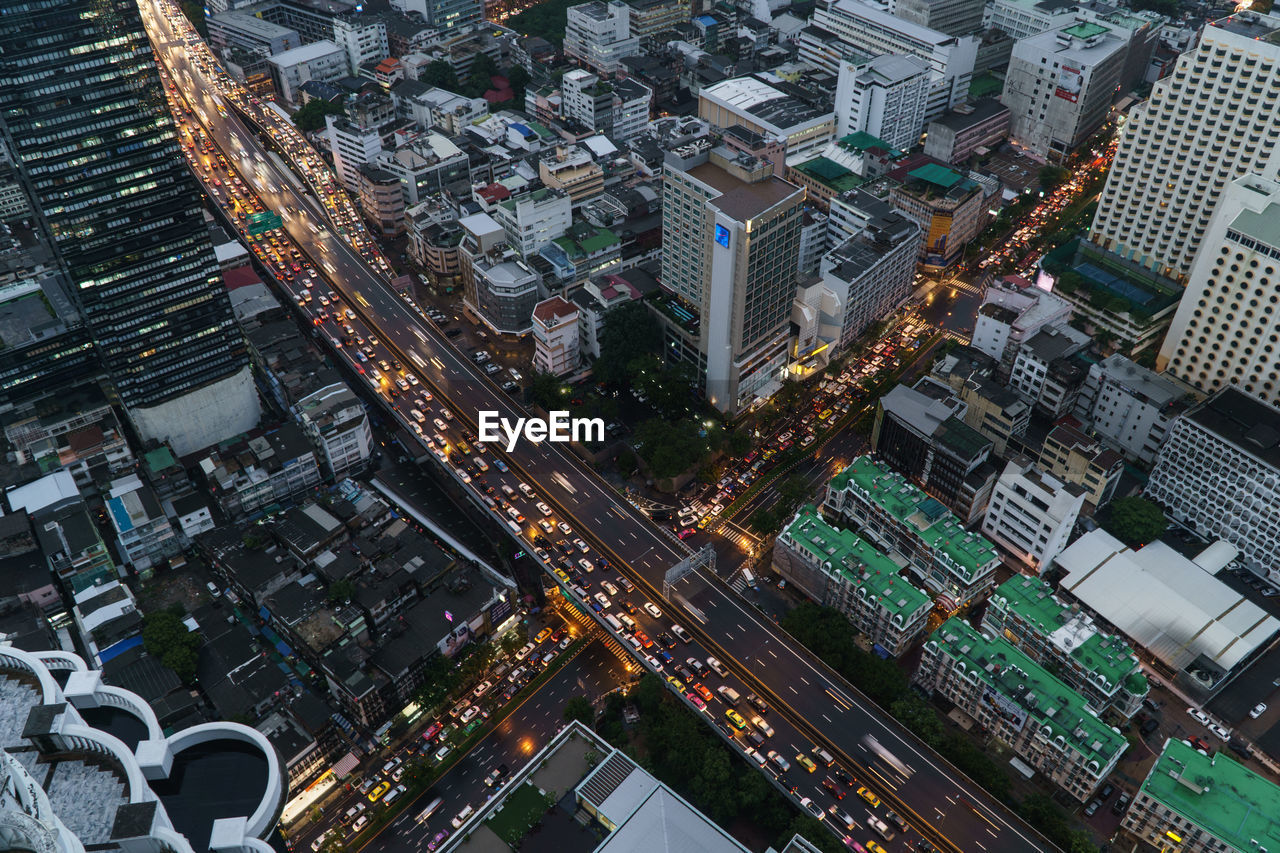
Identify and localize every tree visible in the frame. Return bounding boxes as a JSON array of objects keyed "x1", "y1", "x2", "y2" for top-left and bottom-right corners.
[
  {"x1": 506, "y1": 64, "x2": 531, "y2": 105},
  {"x1": 1101, "y1": 496, "x2": 1167, "y2": 547},
  {"x1": 1038, "y1": 165, "x2": 1069, "y2": 190},
  {"x1": 422, "y1": 60, "x2": 460, "y2": 91},
  {"x1": 528, "y1": 370, "x2": 568, "y2": 411},
  {"x1": 292, "y1": 97, "x2": 345, "y2": 133},
  {"x1": 507, "y1": 0, "x2": 578, "y2": 45},
  {"x1": 465, "y1": 52, "x2": 499, "y2": 98},
  {"x1": 141, "y1": 610, "x2": 200, "y2": 683},
  {"x1": 327, "y1": 578, "x2": 355, "y2": 604},
  {"x1": 596, "y1": 301, "x2": 663, "y2": 385},
  {"x1": 634, "y1": 418, "x2": 709, "y2": 479},
  {"x1": 615, "y1": 448, "x2": 638, "y2": 477},
  {"x1": 563, "y1": 695, "x2": 595, "y2": 726},
  {"x1": 180, "y1": 0, "x2": 207, "y2": 36}
]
